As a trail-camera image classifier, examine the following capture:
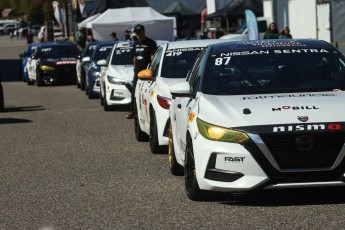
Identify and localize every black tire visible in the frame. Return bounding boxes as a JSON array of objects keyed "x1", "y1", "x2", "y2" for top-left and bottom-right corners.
[
  {"x1": 168, "y1": 123, "x2": 183, "y2": 176},
  {"x1": 87, "y1": 83, "x2": 93, "y2": 99},
  {"x1": 0, "y1": 82, "x2": 4, "y2": 111},
  {"x1": 99, "y1": 91, "x2": 104, "y2": 106},
  {"x1": 76, "y1": 77, "x2": 80, "y2": 88},
  {"x1": 149, "y1": 111, "x2": 167, "y2": 154},
  {"x1": 80, "y1": 71, "x2": 86, "y2": 91},
  {"x1": 103, "y1": 90, "x2": 111, "y2": 111},
  {"x1": 36, "y1": 70, "x2": 43, "y2": 87},
  {"x1": 26, "y1": 74, "x2": 34, "y2": 85},
  {"x1": 134, "y1": 103, "x2": 149, "y2": 142},
  {"x1": 185, "y1": 134, "x2": 205, "y2": 201}
]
